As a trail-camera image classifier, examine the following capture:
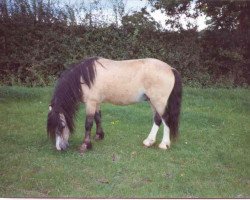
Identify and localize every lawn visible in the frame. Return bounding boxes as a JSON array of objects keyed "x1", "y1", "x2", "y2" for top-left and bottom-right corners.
[{"x1": 0, "y1": 86, "x2": 249, "y2": 198}]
